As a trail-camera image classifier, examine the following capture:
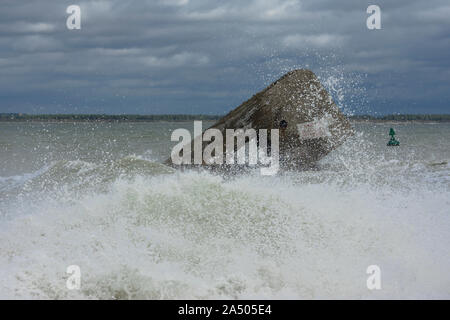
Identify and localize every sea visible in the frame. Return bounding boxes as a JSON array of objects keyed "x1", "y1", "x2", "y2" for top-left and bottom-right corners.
[{"x1": 0, "y1": 121, "x2": 449, "y2": 299}]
